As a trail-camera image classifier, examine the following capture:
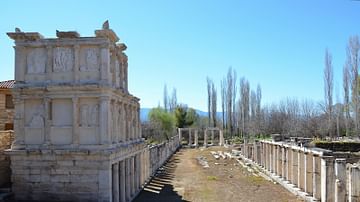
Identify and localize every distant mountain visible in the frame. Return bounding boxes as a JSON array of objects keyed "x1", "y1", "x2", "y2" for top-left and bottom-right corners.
[{"x1": 140, "y1": 108, "x2": 222, "y2": 122}]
